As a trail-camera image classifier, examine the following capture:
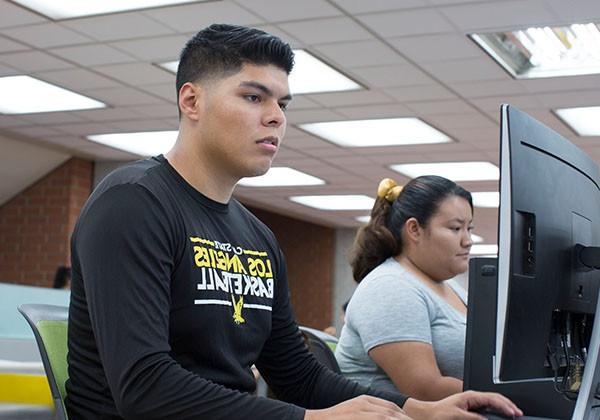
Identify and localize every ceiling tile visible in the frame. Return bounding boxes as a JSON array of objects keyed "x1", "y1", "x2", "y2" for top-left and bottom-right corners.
[
  {"x1": 404, "y1": 99, "x2": 476, "y2": 115},
  {"x1": 237, "y1": 0, "x2": 342, "y2": 21},
  {"x1": 358, "y1": 8, "x2": 454, "y2": 37},
  {"x1": 0, "y1": 50, "x2": 72, "y2": 72},
  {"x1": 313, "y1": 40, "x2": 405, "y2": 68},
  {"x1": 0, "y1": 2, "x2": 46, "y2": 28},
  {"x1": 537, "y1": 90, "x2": 600, "y2": 109},
  {"x1": 62, "y1": 13, "x2": 174, "y2": 42},
  {"x1": 84, "y1": 86, "x2": 166, "y2": 106},
  {"x1": 286, "y1": 95, "x2": 322, "y2": 111},
  {"x1": 286, "y1": 108, "x2": 344, "y2": 124},
  {"x1": 309, "y1": 90, "x2": 395, "y2": 108},
  {"x1": 94, "y1": 63, "x2": 173, "y2": 85},
  {"x1": 545, "y1": 0, "x2": 600, "y2": 22},
  {"x1": 351, "y1": 63, "x2": 435, "y2": 87},
  {"x1": 0, "y1": 35, "x2": 29, "y2": 53},
  {"x1": 110, "y1": 35, "x2": 189, "y2": 61},
  {"x1": 470, "y1": 95, "x2": 543, "y2": 112},
  {"x1": 278, "y1": 18, "x2": 372, "y2": 45},
  {"x1": 37, "y1": 68, "x2": 119, "y2": 91},
  {"x1": 70, "y1": 107, "x2": 145, "y2": 123},
  {"x1": 138, "y1": 83, "x2": 177, "y2": 103},
  {"x1": 449, "y1": 79, "x2": 527, "y2": 98},
  {"x1": 330, "y1": 0, "x2": 427, "y2": 14},
  {"x1": 1, "y1": 23, "x2": 92, "y2": 48},
  {"x1": 439, "y1": 0, "x2": 556, "y2": 31},
  {"x1": 335, "y1": 103, "x2": 413, "y2": 119},
  {"x1": 521, "y1": 75, "x2": 600, "y2": 94},
  {"x1": 50, "y1": 44, "x2": 136, "y2": 66},
  {"x1": 385, "y1": 84, "x2": 456, "y2": 102},
  {"x1": 16, "y1": 112, "x2": 89, "y2": 125},
  {"x1": 389, "y1": 33, "x2": 482, "y2": 63},
  {"x1": 143, "y1": 2, "x2": 264, "y2": 32},
  {"x1": 420, "y1": 57, "x2": 509, "y2": 83}
]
